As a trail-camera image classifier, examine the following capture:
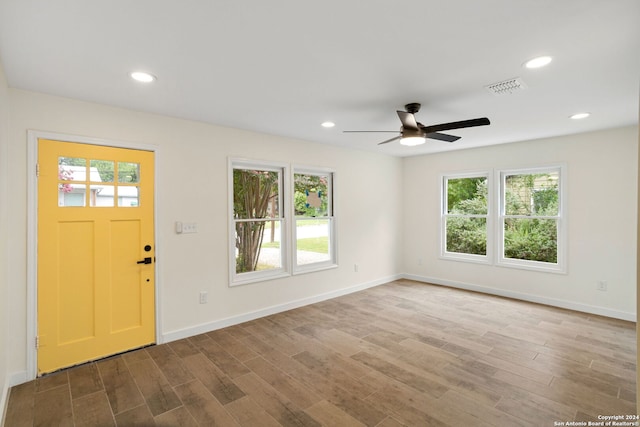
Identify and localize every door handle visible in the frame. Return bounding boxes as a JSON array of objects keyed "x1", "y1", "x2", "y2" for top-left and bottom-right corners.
[{"x1": 137, "y1": 257, "x2": 152, "y2": 265}]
